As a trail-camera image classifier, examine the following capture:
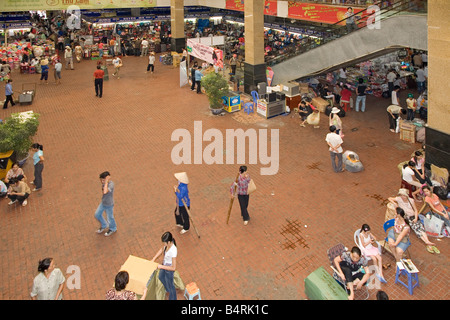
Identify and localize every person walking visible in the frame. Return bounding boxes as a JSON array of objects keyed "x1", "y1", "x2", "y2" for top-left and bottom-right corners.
[
  {"x1": 230, "y1": 166, "x2": 251, "y2": 225},
  {"x1": 325, "y1": 125, "x2": 344, "y2": 173},
  {"x1": 3, "y1": 79, "x2": 15, "y2": 109},
  {"x1": 174, "y1": 172, "x2": 190, "y2": 234},
  {"x1": 40, "y1": 58, "x2": 49, "y2": 84},
  {"x1": 194, "y1": 66, "x2": 203, "y2": 94},
  {"x1": 64, "y1": 46, "x2": 74, "y2": 70},
  {"x1": 141, "y1": 38, "x2": 149, "y2": 57},
  {"x1": 329, "y1": 107, "x2": 343, "y2": 135},
  {"x1": 31, "y1": 143, "x2": 44, "y2": 191},
  {"x1": 93, "y1": 65, "x2": 104, "y2": 98},
  {"x1": 229, "y1": 54, "x2": 237, "y2": 75},
  {"x1": 146, "y1": 52, "x2": 155, "y2": 74},
  {"x1": 94, "y1": 171, "x2": 117, "y2": 237},
  {"x1": 30, "y1": 258, "x2": 65, "y2": 300},
  {"x1": 151, "y1": 232, "x2": 178, "y2": 300},
  {"x1": 54, "y1": 59, "x2": 62, "y2": 85},
  {"x1": 112, "y1": 56, "x2": 122, "y2": 79},
  {"x1": 98, "y1": 42, "x2": 104, "y2": 58},
  {"x1": 355, "y1": 78, "x2": 368, "y2": 112}
]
